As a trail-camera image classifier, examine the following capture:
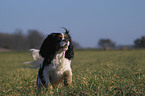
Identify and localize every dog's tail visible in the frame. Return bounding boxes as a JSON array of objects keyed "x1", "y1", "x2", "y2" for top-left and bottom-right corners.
[{"x1": 23, "y1": 49, "x2": 43, "y2": 68}]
